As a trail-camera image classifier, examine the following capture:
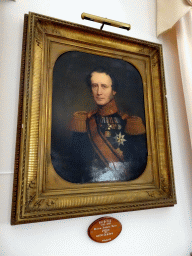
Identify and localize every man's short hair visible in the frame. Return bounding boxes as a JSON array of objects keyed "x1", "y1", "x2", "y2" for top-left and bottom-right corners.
[{"x1": 86, "y1": 67, "x2": 118, "y2": 92}]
